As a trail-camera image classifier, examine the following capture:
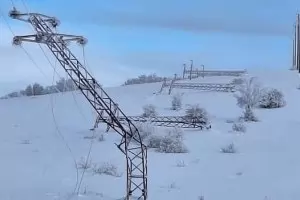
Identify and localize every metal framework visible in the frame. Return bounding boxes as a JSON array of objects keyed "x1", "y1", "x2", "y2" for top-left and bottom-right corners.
[
  {"x1": 160, "y1": 82, "x2": 235, "y2": 94},
  {"x1": 182, "y1": 67, "x2": 246, "y2": 79},
  {"x1": 97, "y1": 115, "x2": 211, "y2": 130},
  {"x1": 293, "y1": 14, "x2": 300, "y2": 72},
  {"x1": 9, "y1": 8, "x2": 147, "y2": 200}
]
